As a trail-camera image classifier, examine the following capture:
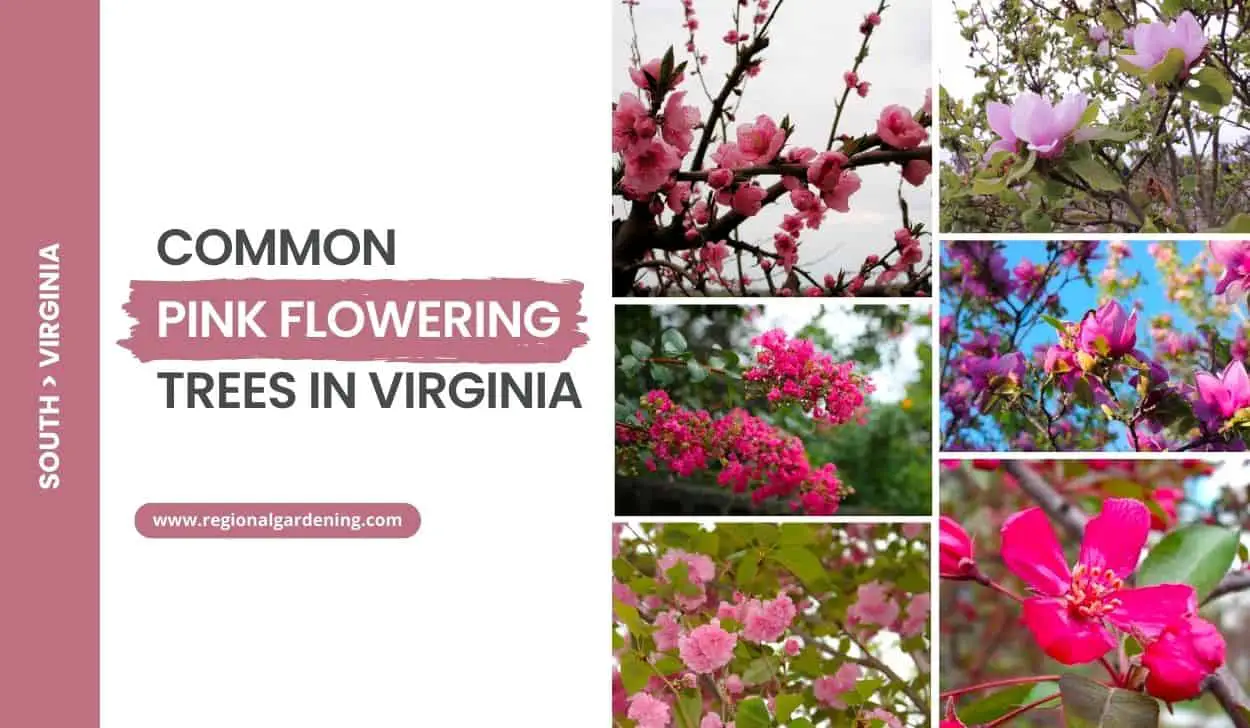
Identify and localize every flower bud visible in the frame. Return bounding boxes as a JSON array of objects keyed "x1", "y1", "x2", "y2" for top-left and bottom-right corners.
[
  {"x1": 1143, "y1": 616, "x2": 1225, "y2": 703},
  {"x1": 939, "y1": 516, "x2": 977, "y2": 579}
]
